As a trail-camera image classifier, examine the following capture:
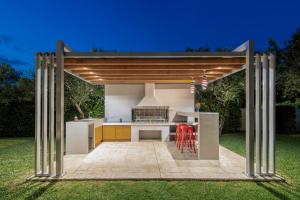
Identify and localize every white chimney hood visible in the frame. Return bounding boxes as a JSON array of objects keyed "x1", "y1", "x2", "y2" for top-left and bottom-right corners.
[{"x1": 135, "y1": 83, "x2": 162, "y2": 107}]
